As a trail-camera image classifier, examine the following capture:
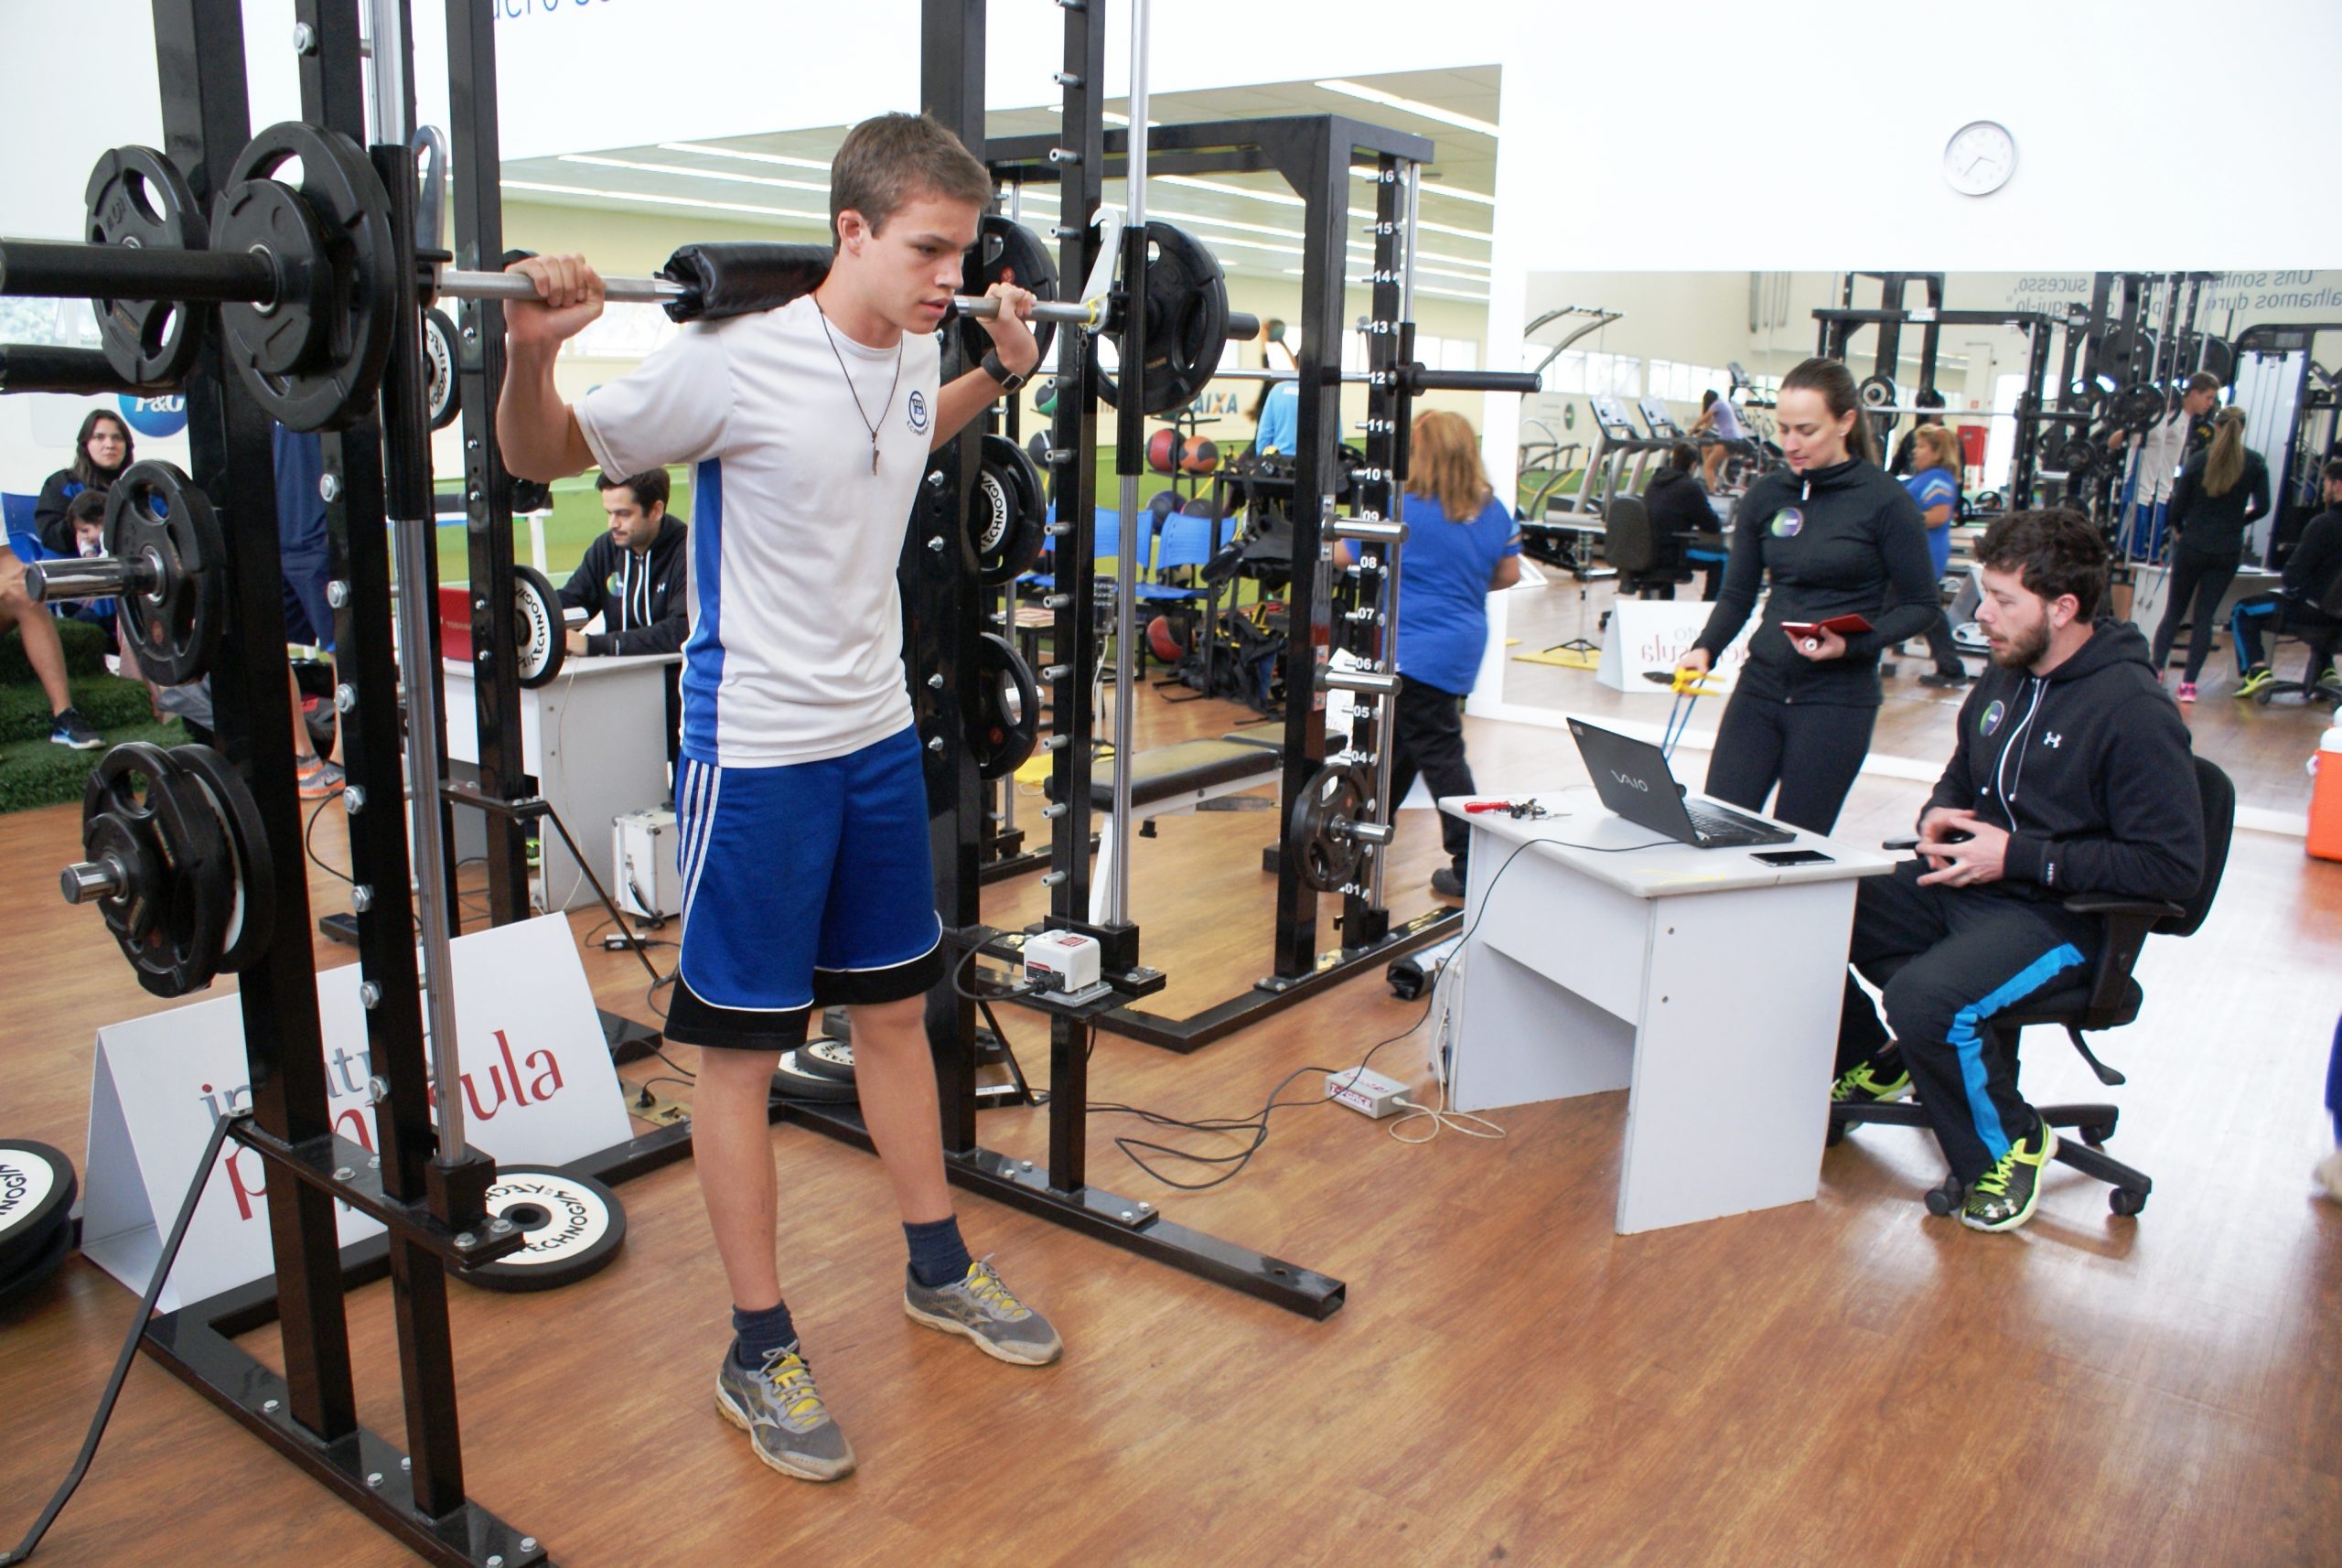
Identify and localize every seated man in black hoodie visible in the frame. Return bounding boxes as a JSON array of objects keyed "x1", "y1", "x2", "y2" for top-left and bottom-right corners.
[
  {"x1": 1639, "y1": 443, "x2": 1726, "y2": 599},
  {"x1": 1831, "y1": 509, "x2": 2204, "y2": 1233},
  {"x1": 2231, "y1": 458, "x2": 2342, "y2": 698},
  {"x1": 562, "y1": 467, "x2": 690, "y2": 766}
]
